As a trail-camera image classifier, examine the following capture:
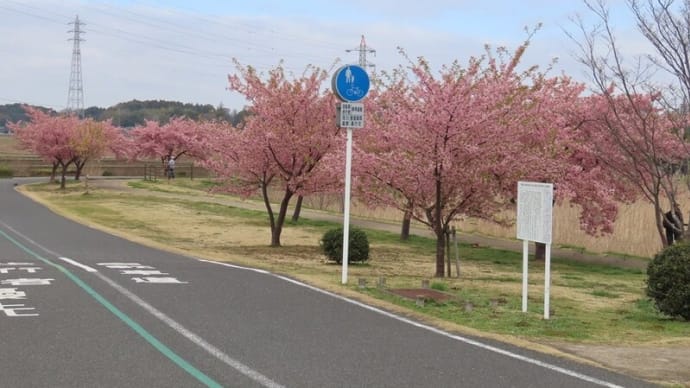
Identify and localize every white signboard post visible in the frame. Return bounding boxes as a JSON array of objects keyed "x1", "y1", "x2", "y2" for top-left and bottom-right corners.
[
  {"x1": 516, "y1": 181, "x2": 554, "y2": 319},
  {"x1": 332, "y1": 65, "x2": 370, "y2": 285}
]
